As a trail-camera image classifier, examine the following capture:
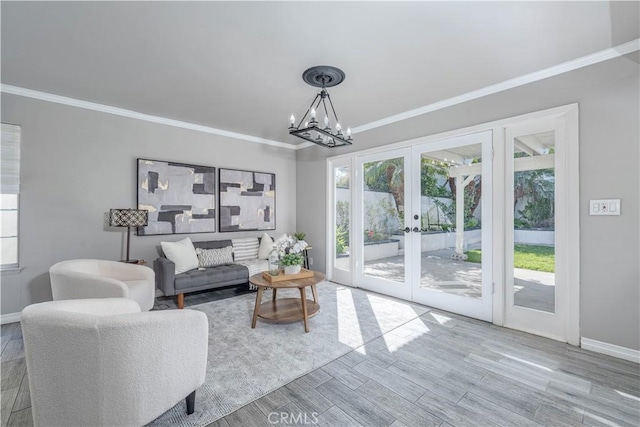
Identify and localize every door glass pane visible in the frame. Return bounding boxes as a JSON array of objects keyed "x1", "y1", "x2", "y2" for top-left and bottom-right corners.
[
  {"x1": 420, "y1": 143, "x2": 483, "y2": 298},
  {"x1": 335, "y1": 166, "x2": 350, "y2": 272},
  {"x1": 362, "y1": 157, "x2": 404, "y2": 283},
  {"x1": 513, "y1": 131, "x2": 556, "y2": 313}
]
